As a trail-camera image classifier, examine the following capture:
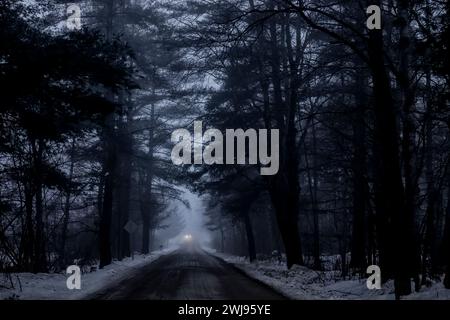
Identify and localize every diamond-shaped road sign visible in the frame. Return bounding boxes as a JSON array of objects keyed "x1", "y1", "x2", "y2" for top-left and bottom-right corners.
[{"x1": 124, "y1": 220, "x2": 138, "y2": 234}]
